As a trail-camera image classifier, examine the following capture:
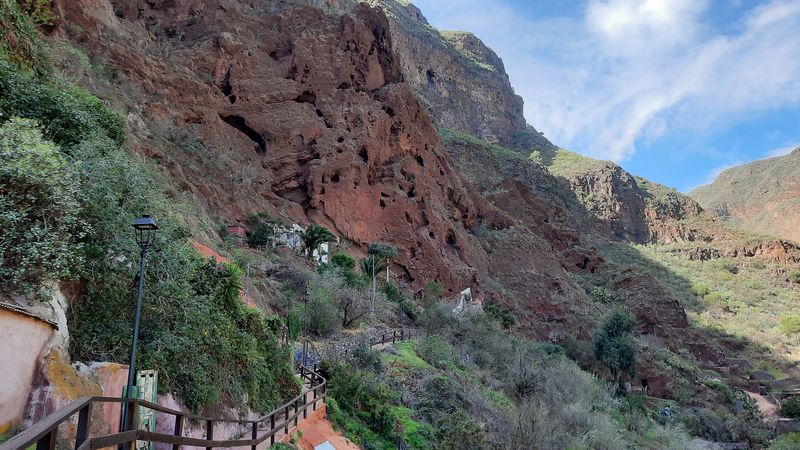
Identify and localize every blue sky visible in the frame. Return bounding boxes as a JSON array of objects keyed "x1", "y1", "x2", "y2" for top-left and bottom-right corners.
[{"x1": 412, "y1": 0, "x2": 800, "y2": 192}]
